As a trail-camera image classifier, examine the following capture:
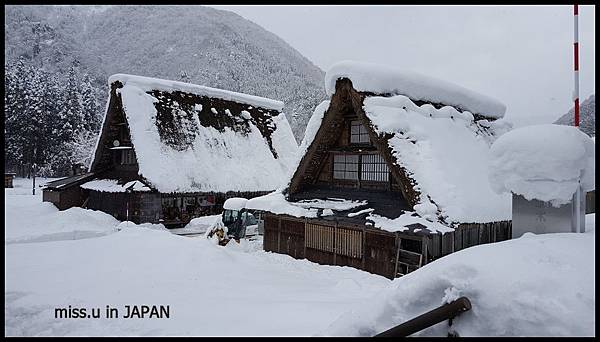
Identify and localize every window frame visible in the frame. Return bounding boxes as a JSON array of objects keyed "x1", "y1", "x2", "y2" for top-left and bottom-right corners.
[
  {"x1": 332, "y1": 152, "x2": 390, "y2": 183},
  {"x1": 349, "y1": 120, "x2": 371, "y2": 145}
]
